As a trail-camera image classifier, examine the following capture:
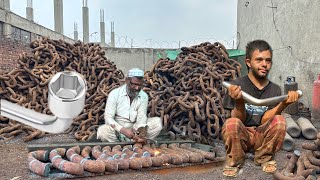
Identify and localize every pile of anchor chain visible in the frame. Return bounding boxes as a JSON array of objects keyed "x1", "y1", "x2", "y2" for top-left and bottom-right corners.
[
  {"x1": 143, "y1": 42, "x2": 241, "y2": 145},
  {"x1": 0, "y1": 36, "x2": 125, "y2": 141}
]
